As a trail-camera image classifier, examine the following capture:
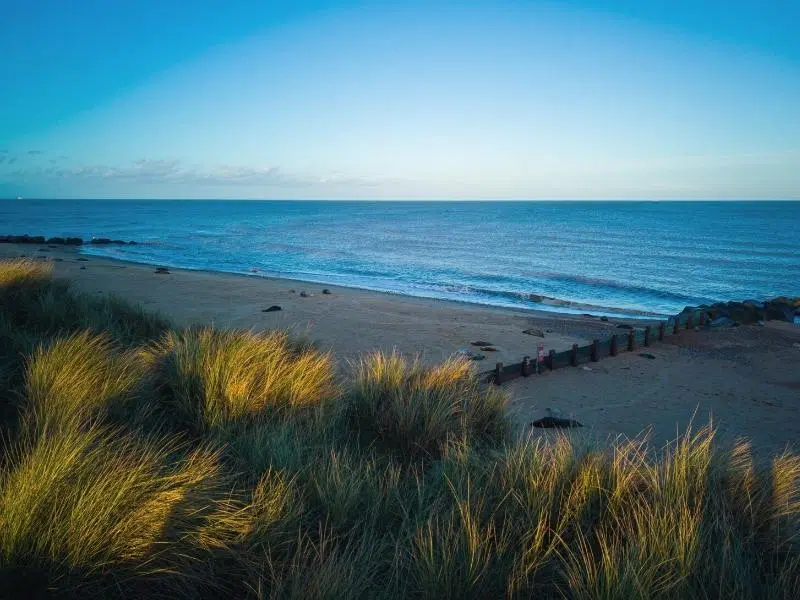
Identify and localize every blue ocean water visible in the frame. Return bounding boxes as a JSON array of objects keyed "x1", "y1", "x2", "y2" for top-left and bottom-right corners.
[{"x1": 3, "y1": 200, "x2": 798, "y2": 318}]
